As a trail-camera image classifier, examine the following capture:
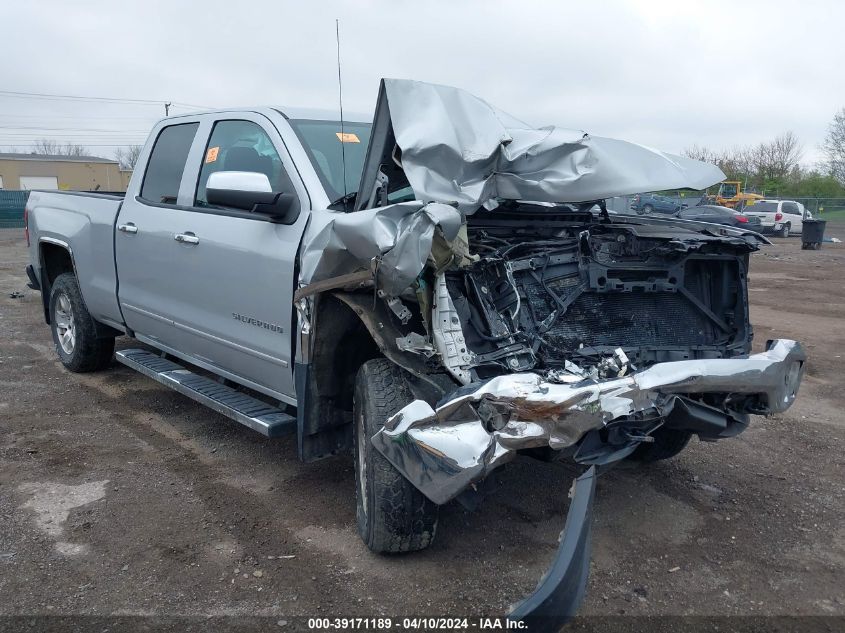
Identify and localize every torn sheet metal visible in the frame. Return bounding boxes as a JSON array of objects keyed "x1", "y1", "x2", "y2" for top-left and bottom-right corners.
[
  {"x1": 371, "y1": 340, "x2": 805, "y2": 504},
  {"x1": 299, "y1": 79, "x2": 728, "y2": 298},
  {"x1": 377, "y1": 79, "x2": 726, "y2": 211},
  {"x1": 298, "y1": 201, "x2": 462, "y2": 295}
]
